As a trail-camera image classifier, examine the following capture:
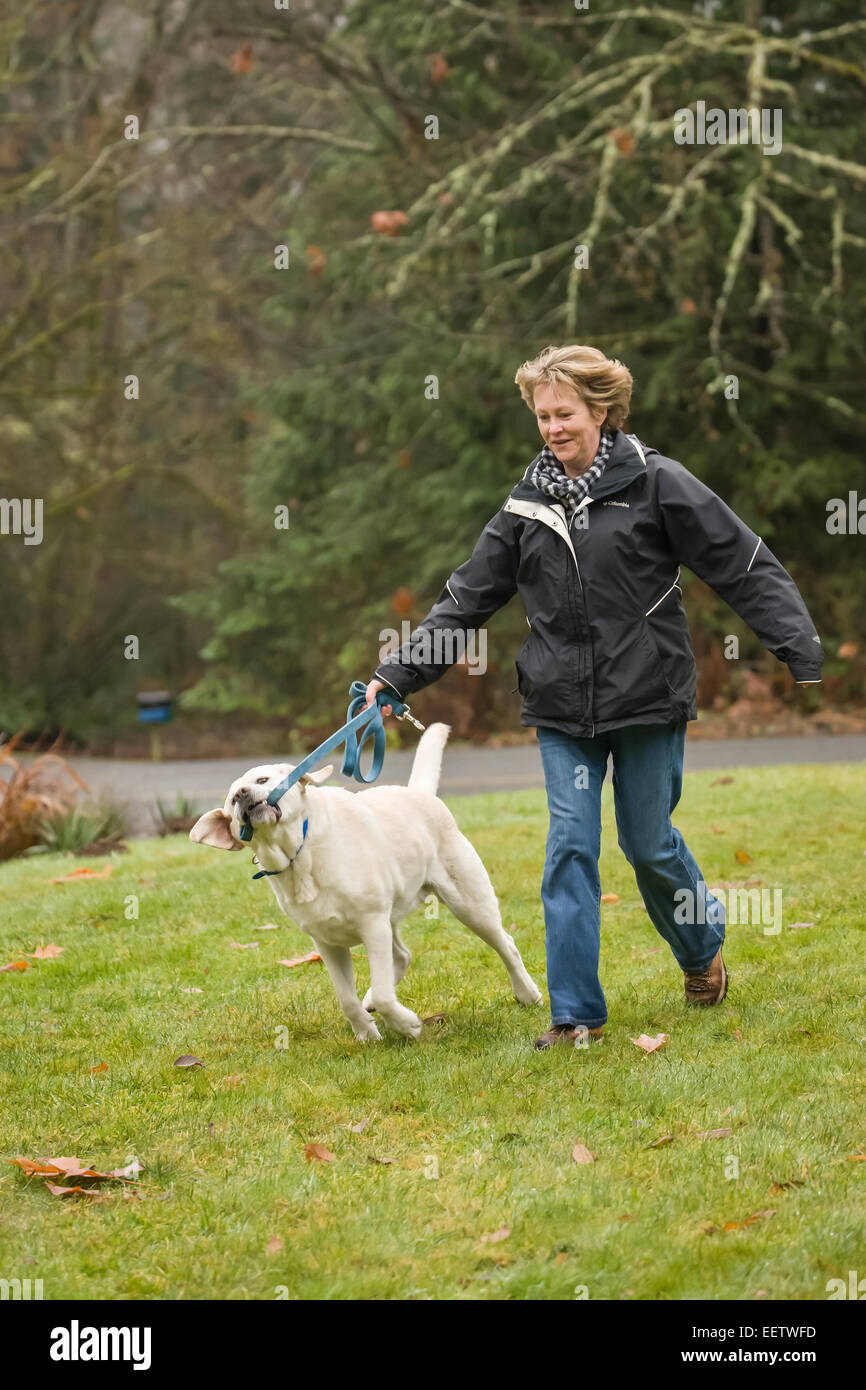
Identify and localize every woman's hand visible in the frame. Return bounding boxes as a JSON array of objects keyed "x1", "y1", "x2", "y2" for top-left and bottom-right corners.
[{"x1": 364, "y1": 679, "x2": 393, "y2": 717}]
